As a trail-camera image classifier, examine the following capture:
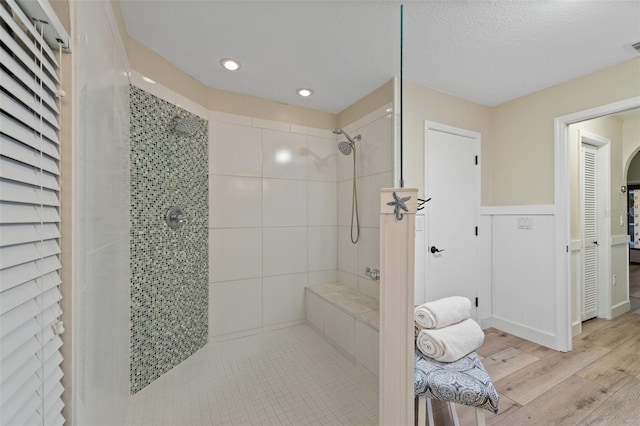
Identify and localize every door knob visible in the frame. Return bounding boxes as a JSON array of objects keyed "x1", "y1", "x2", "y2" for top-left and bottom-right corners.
[{"x1": 430, "y1": 246, "x2": 445, "y2": 254}]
